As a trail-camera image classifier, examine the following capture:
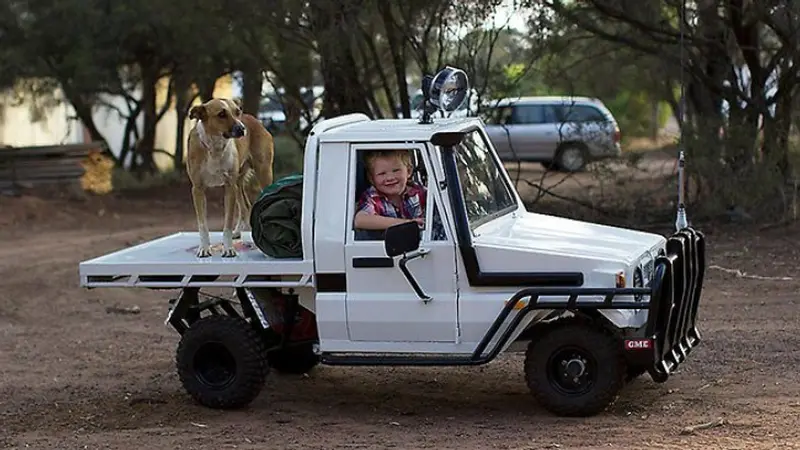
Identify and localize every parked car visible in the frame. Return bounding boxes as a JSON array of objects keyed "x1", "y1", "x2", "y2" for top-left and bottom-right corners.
[{"x1": 482, "y1": 96, "x2": 622, "y2": 172}]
